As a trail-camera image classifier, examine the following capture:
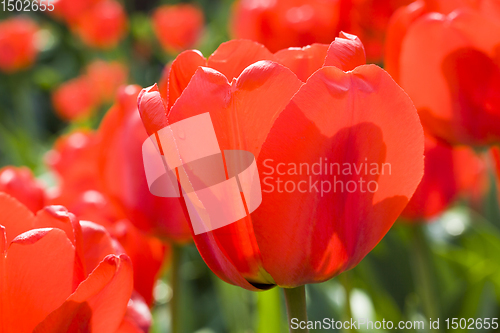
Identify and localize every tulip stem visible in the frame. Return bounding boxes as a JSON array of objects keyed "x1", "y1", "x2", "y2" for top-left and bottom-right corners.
[
  {"x1": 411, "y1": 224, "x2": 440, "y2": 328},
  {"x1": 283, "y1": 285, "x2": 309, "y2": 333},
  {"x1": 170, "y1": 244, "x2": 182, "y2": 333},
  {"x1": 339, "y1": 272, "x2": 355, "y2": 332}
]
